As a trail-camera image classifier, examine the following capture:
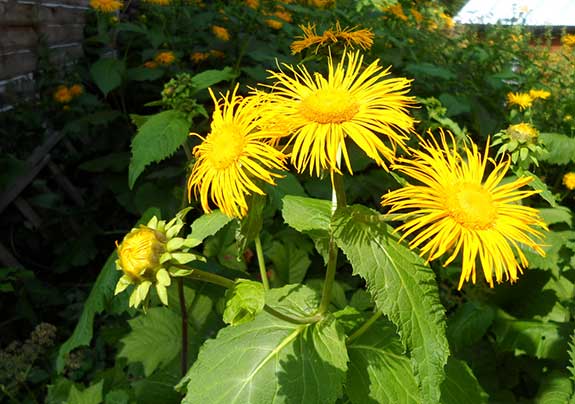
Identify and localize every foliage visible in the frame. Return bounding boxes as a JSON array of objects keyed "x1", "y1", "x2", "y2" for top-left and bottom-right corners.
[{"x1": 2, "y1": 0, "x2": 575, "y2": 403}]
